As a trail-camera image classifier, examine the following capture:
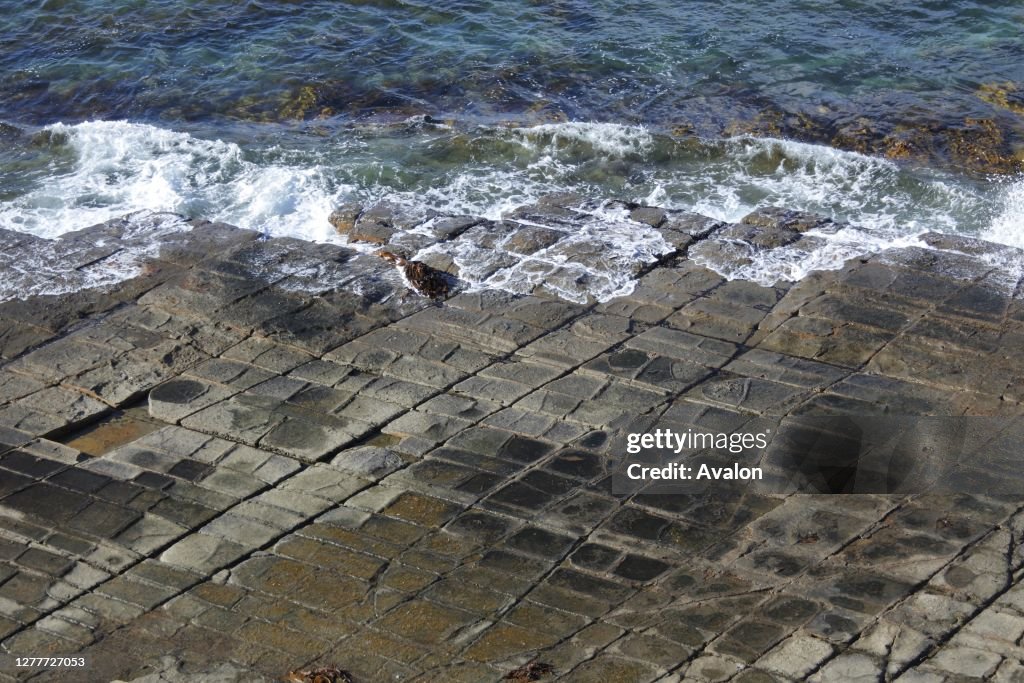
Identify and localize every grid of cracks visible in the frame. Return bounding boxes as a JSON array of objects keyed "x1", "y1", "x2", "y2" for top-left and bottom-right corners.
[
  {"x1": 410, "y1": 270, "x2": 794, "y2": 679},
  {"x1": 657, "y1": 260, "x2": 1024, "y2": 680},
  {"x1": 310, "y1": 250, "x2": 1020, "y2": 678},
  {"x1": 842, "y1": 507, "x2": 1024, "y2": 682},
  {"x1": 3, "y1": 281, "x2": 604, "y2": 678},
  {"x1": 57, "y1": 241, "x2": 721, "y2": 676},
  {"x1": 516, "y1": 259, "x2": 1024, "y2": 679},
  {"x1": 2, "y1": 218, "x2": 1022, "y2": 680}
]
